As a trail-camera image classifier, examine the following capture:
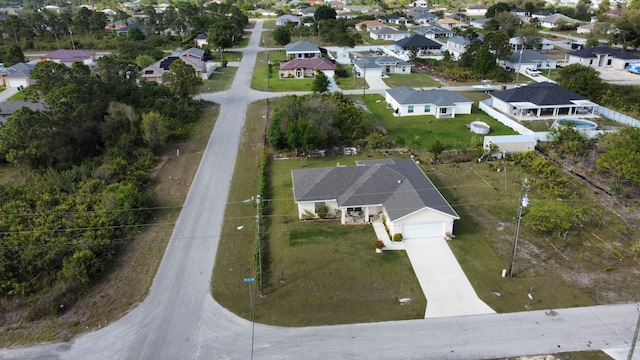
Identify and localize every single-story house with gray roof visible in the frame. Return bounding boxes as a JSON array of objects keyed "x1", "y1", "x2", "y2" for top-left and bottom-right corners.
[
  {"x1": 292, "y1": 158, "x2": 459, "y2": 239},
  {"x1": 565, "y1": 46, "x2": 640, "y2": 71},
  {"x1": 0, "y1": 101, "x2": 49, "y2": 125},
  {"x1": 352, "y1": 56, "x2": 411, "y2": 77},
  {"x1": 2, "y1": 62, "x2": 36, "y2": 88},
  {"x1": 500, "y1": 49, "x2": 556, "y2": 71},
  {"x1": 285, "y1": 40, "x2": 321, "y2": 59},
  {"x1": 489, "y1": 82, "x2": 598, "y2": 120},
  {"x1": 369, "y1": 26, "x2": 410, "y2": 41},
  {"x1": 275, "y1": 14, "x2": 301, "y2": 26},
  {"x1": 385, "y1": 86, "x2": 472, "y2": 118}
]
